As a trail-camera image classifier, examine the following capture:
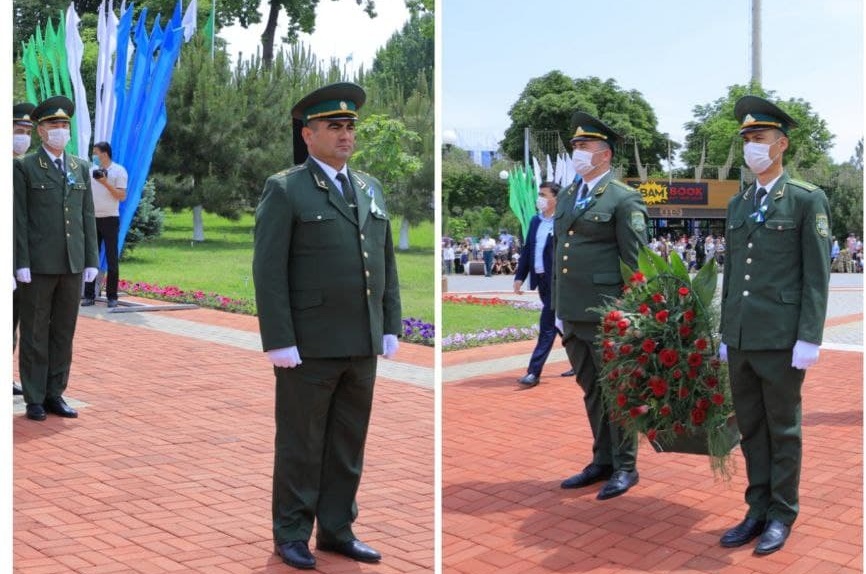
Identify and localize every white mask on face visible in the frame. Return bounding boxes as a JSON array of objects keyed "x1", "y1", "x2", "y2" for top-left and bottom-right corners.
[
  {"x1": 13, "y1": 134, "x2": 31, "y2": 155},
  {"x1": 572, "y1": 148, "x2": 600, "y2": 176},
  {"x1": 743, "y1": 140, "x2": 780, "y2": 174},
  {"x1": 44, "y1": 128, "x2": 71, "y2": 150},
  {"x1": 536, "y1": 196, "x2": 549, "y2": 211}
]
